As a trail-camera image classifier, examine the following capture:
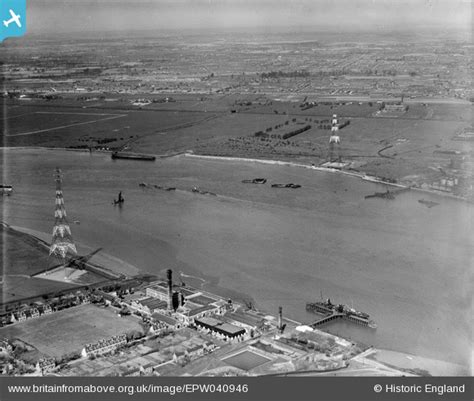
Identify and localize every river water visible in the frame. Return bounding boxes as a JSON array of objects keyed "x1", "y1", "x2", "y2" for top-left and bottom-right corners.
[{"x1": 1, "y1": 148, "x2": 472, "y2": 373}]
